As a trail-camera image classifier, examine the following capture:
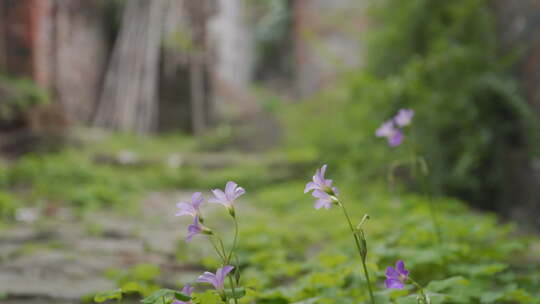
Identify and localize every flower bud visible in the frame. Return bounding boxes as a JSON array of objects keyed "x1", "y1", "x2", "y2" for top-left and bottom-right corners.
[
  {"x1": 201, "y1": 226, "x2": 213, "y2": 235},
  {"x1": 227, "y1": 206, "x2": 236, "y2": 218}
]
